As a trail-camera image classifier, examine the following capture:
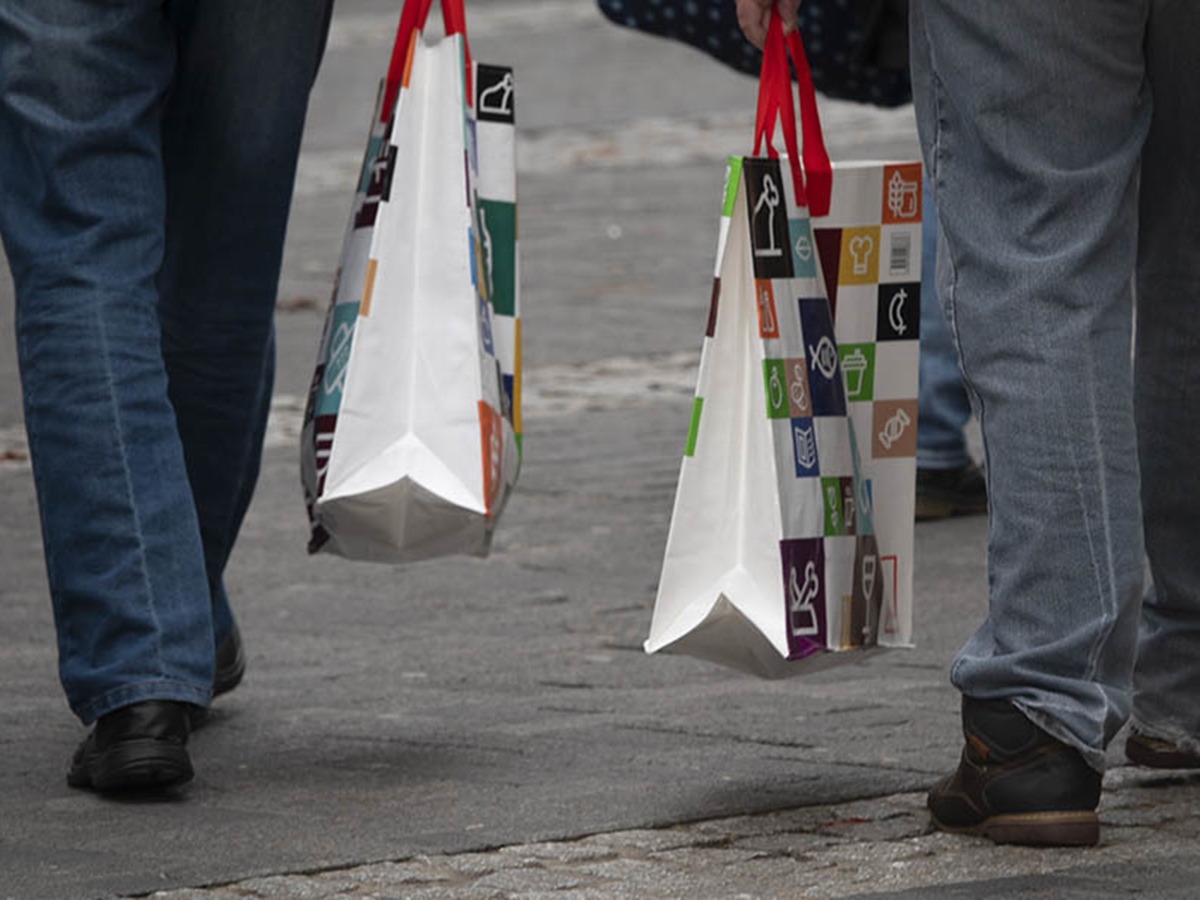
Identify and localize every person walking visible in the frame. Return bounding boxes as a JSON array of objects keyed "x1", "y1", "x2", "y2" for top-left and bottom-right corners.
[
  {"x1": 0, "y1": 0, "x2": 333, "y2": 793},
  {"x1": 742, "y1": 0, "x2": 1200, "y2": 847}
]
